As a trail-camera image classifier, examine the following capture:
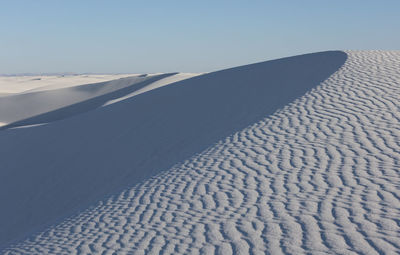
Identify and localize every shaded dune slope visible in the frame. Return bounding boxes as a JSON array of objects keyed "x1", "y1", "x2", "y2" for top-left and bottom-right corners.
[
  {"x1": 0, "y1": 51, "x2": 346, "y2": 247},
  {"x1": 3, "y1": 50, "x2": 399, "y2": 255}
]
